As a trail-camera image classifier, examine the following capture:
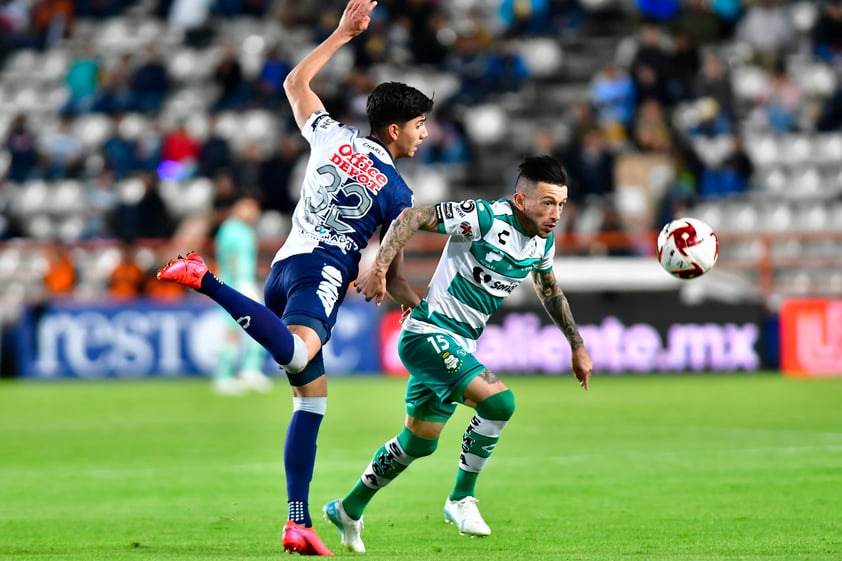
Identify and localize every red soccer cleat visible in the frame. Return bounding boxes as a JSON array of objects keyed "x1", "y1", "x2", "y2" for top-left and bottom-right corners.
[
  {"x1": 282, "y1": 520, "x2": 334, "y2": 556},
  {"x1": 156, "y1": 251, "x2": 208, "y2": 290}
]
